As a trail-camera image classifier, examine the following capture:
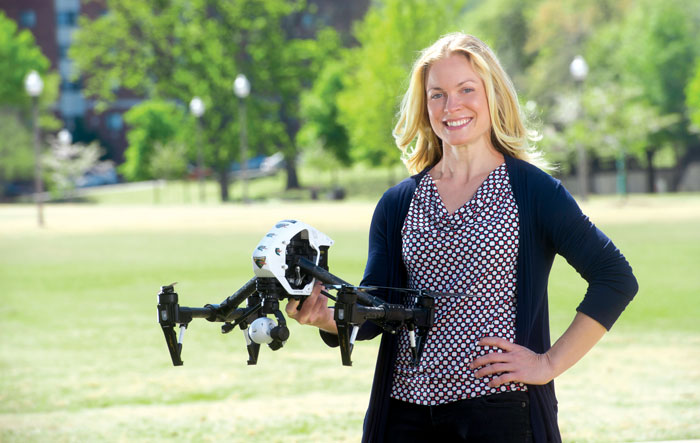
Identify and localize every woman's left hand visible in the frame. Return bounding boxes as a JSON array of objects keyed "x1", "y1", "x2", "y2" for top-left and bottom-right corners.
[{"x1": 469, "y1": 337, "x2": 555, "y2": 387}]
